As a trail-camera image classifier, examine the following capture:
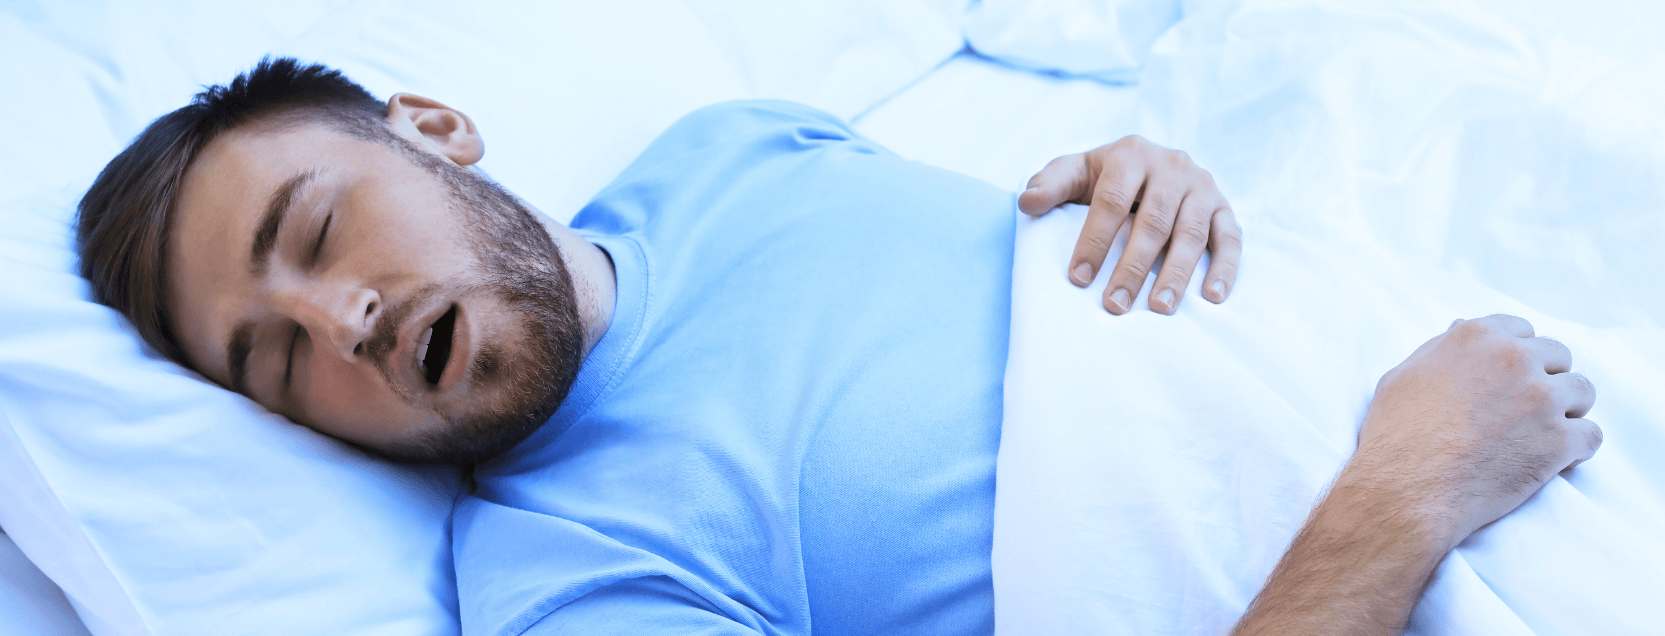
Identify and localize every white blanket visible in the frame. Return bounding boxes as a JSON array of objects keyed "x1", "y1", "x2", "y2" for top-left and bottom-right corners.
[
  {"x1": 997, "y1": 207, "x2": 1665, "y2": 635},
  {"x1": 992, "y1": 1, "x2": 1665, "y2": 634}
]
